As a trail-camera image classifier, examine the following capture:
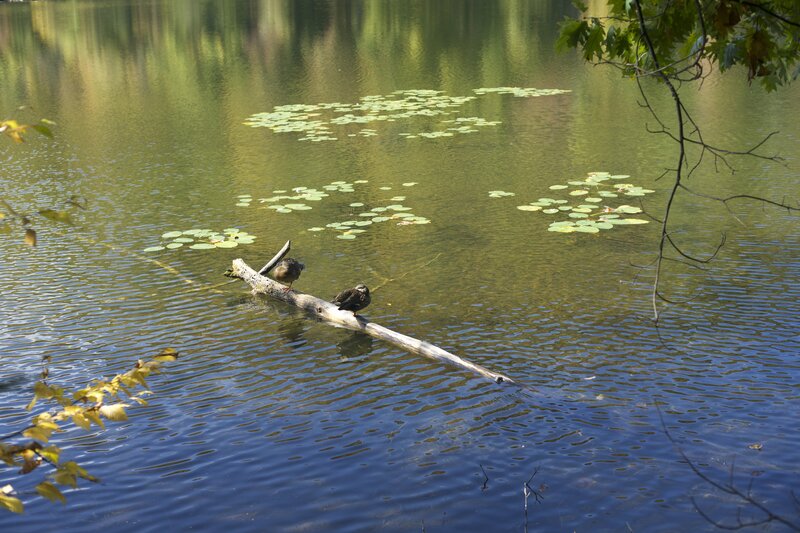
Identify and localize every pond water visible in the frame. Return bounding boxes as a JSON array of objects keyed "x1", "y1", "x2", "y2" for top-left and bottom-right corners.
[{"x1": 1, "y1": 1, "x2": 799, "y2": 531}]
